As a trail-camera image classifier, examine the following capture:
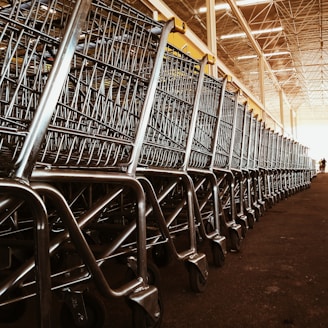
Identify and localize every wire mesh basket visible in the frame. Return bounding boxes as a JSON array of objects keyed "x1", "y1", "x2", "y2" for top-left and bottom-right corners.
[
  {"x1": 213, "y1": 90, "x2": 236, "y2": 169},
  {"x1": 188, "y1": 74, "x2": 223, "y2": 169},
  {"x1": 138, "y1": 44, "x2": 202, "y2": 169},
  {"x1": 0, "y1": 0, "x2": 164, "y2": 174}
]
